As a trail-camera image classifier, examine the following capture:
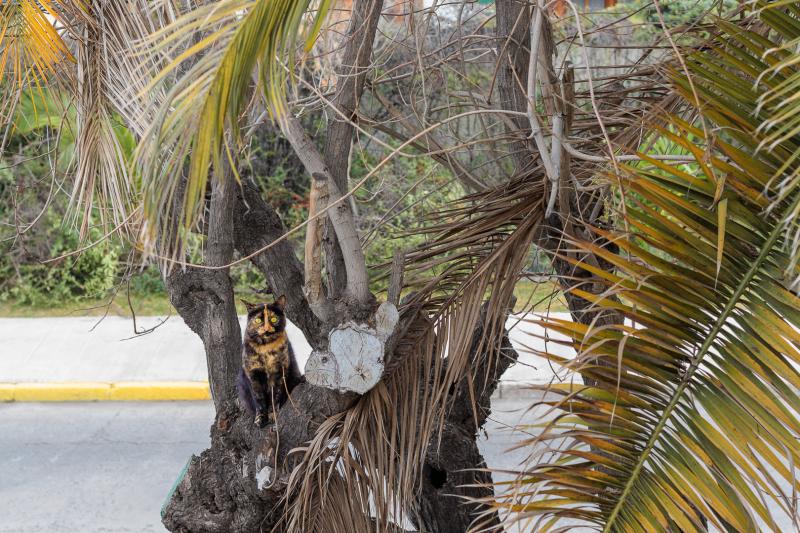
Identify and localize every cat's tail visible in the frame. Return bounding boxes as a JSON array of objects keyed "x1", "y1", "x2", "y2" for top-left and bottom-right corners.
[{"x1": 237, "y1": 367, "x2": 258, "y2": 414}]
